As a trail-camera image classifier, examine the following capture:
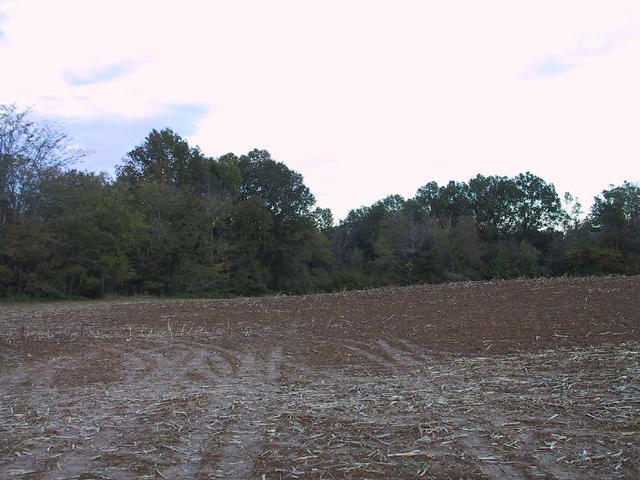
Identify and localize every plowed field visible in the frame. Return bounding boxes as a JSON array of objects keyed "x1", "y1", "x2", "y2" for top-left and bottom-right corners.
[{"x1": 1, "y1": 276, "x2": 639, "y2": 479}]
